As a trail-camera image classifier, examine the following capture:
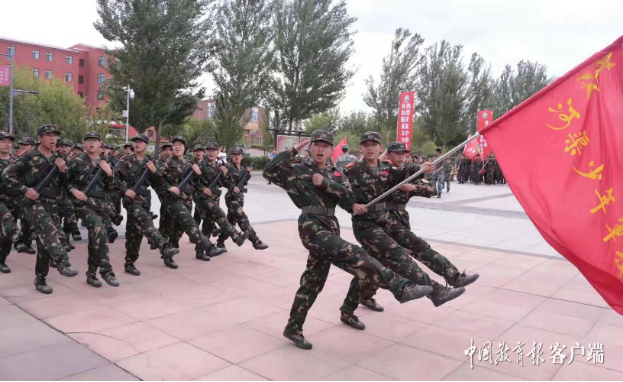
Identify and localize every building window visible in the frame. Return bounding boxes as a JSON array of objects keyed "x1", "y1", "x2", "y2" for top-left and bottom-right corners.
[
  {"x1": 251, "y1": 107, "x2": 259, "y2": 122},
  {"x1": 78, "y1": 75, "x2": 84, "y2": 84},
  {"x1": 65, "y1": 73, "x2": 72, "y2": 82},
  {"x1": 98, "y1": 56, "x2": 106, "y2": 67},
  {"x1": 7, "y1": 46, "x2": 15, "y2": 56},
  {"x1": 45, "y1": 70, "x2": 53, "y2": 79},
  {"x1": 66, "y1": 55, "x2": 73, "y2": 65},
  {"x1": 78, "y1": 92, "x2": 83, "y2": 98},
  {"x1": 207, "y1": 103, "x2": 215, "y2": 118},
  {"x1": 97, "y1": 74, "x2": 106, "y2": 83},
  {"x1": 79, "y1": 59, "x2": 85, "y2": 67},
  {"x1": 148, "y1": 130, "x2": 154, "y2": 138},
  {"x1": 32, "y1": 50, "x2": 40, "y2": 59},
  {"x1": 46, "y1": 52, "x2": 53, "y2": 61},
  {"x1": 97, "y1": 90, "x2": 104, "y2": 100},
  {"x1": 33, "y1": 68, "x2": 39, "y2": 78}
]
